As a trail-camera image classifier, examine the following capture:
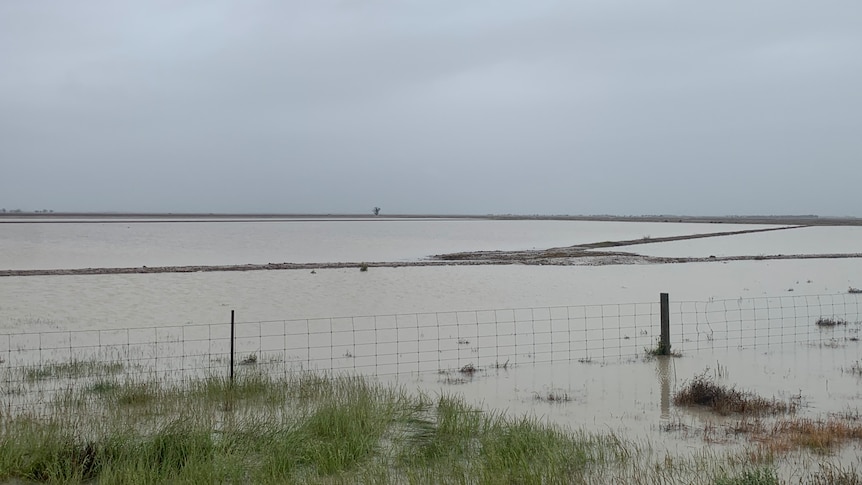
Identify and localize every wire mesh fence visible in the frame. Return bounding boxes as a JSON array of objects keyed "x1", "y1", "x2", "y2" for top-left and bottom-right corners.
[
  {"x1": 674, "y1": 293, "x2": 861, "y2": 353},
  {"x1": 0, "y1": 302, "x2": 660, "y2": 384},
  {"x1": 1, "y1": 292, "x2": 860, "y2": 413}
]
